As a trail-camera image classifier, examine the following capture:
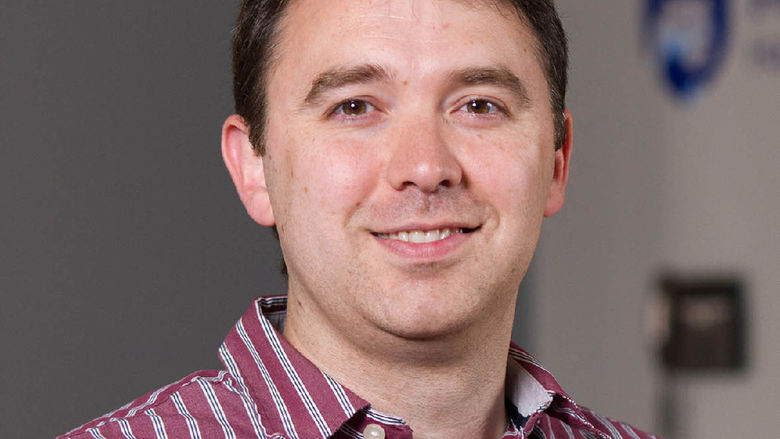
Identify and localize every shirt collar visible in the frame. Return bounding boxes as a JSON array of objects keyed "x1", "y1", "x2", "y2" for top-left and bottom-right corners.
[
  {"x1": 220, "y1": 295, "x2": 590, "y2": 438},
  {"x1": 506, "y1": 345, "x2": 608, "y2": 436},
  {"x1": 219, "y1": 295, "x2": 372, "y2": 438}
]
